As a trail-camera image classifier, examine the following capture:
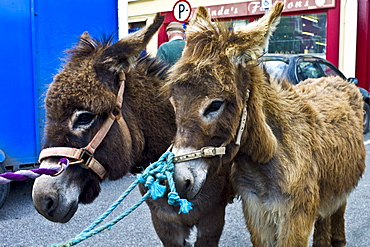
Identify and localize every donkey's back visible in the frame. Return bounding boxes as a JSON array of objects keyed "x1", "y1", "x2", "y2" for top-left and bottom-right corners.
[{"x1": 296, "y1": 77, "x2": 365, "y2": 214}]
